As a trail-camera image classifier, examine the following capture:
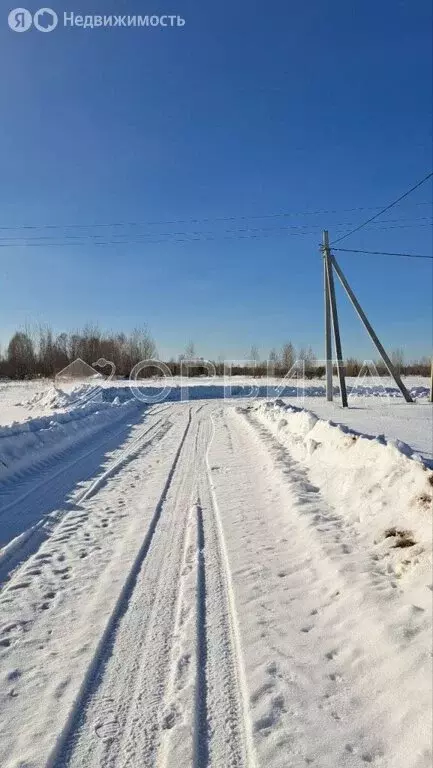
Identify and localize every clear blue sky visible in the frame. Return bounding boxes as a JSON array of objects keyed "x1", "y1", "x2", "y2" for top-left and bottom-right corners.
[{"x1": 1, "y1": 0, "x2": 432, "y2": 362}]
